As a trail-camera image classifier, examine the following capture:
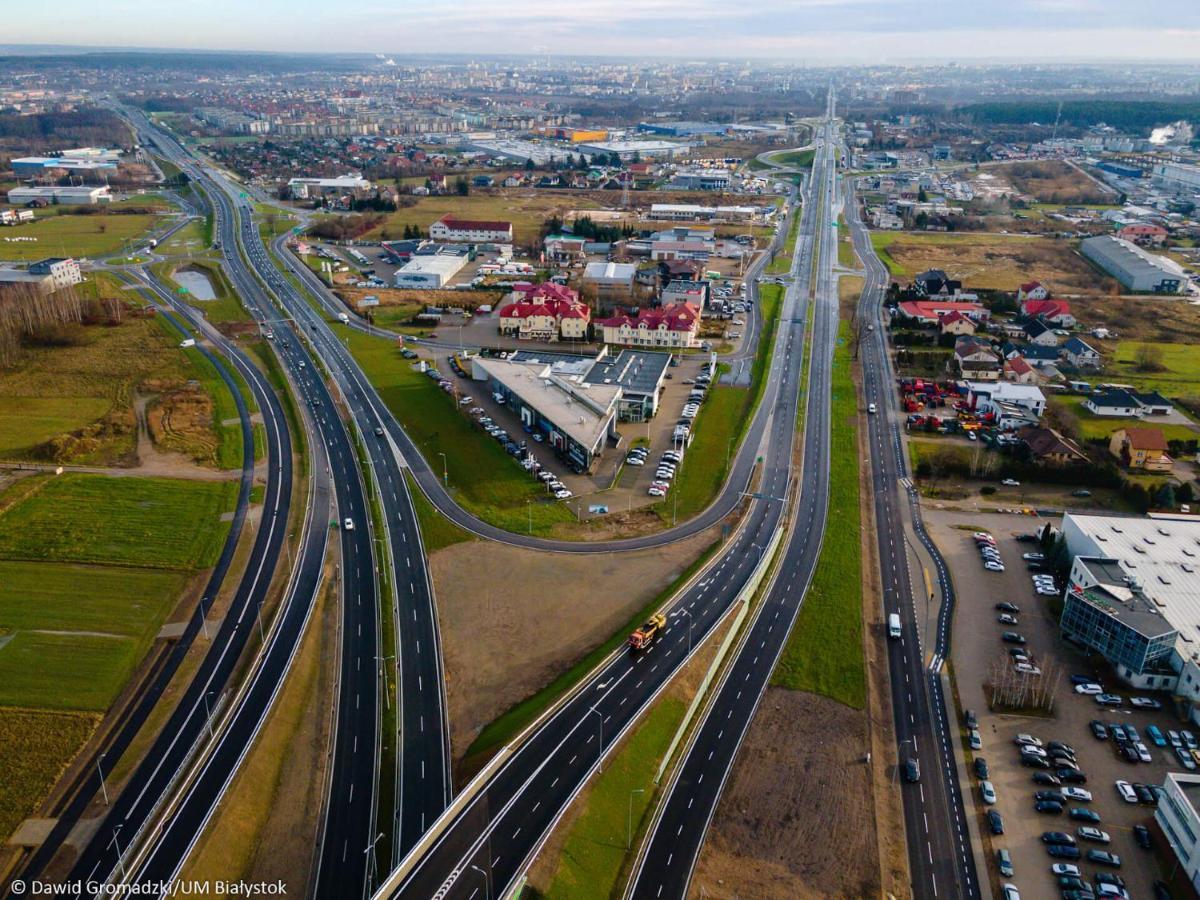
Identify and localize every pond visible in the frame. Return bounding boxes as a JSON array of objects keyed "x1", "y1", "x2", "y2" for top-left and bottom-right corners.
[{"x1": 173, "y1": 267, "x2": 216, "y2": 301}]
